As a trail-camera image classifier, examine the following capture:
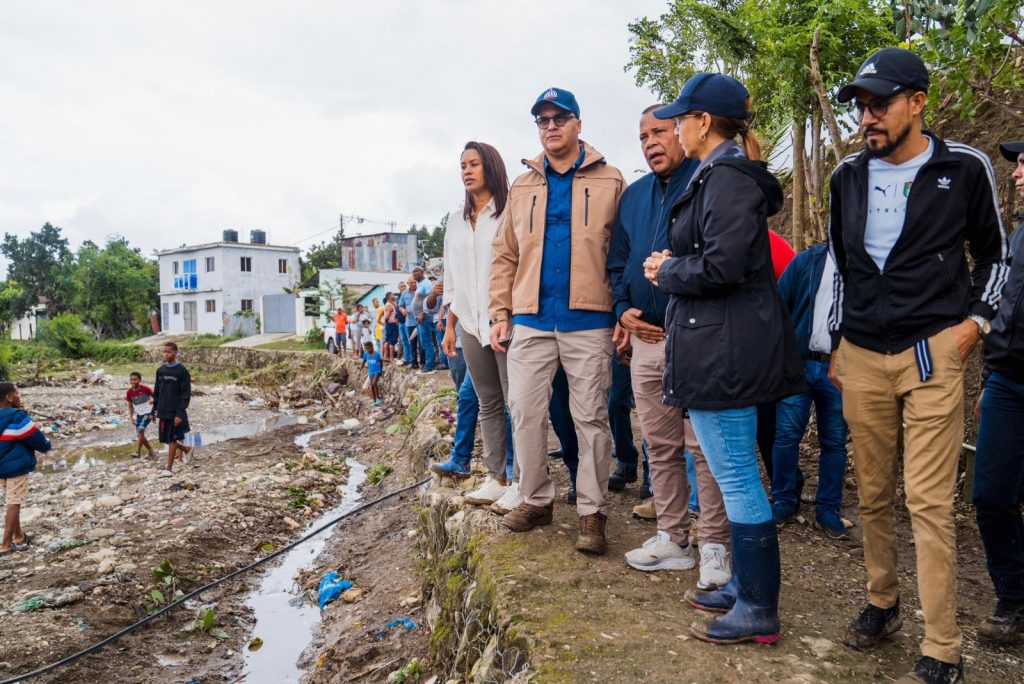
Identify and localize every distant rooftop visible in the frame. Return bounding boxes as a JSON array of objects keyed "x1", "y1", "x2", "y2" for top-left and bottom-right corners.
[{"x1": 157, "y1": 241, "x2": 300, "y2": 256}]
